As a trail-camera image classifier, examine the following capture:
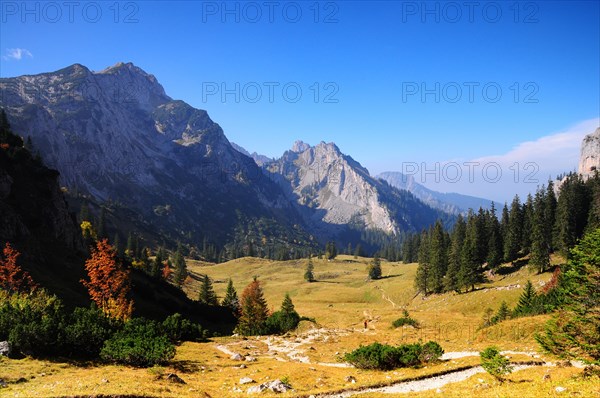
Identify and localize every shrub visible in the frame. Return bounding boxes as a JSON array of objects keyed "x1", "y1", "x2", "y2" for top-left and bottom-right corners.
[
  {"x1": 480, "y1": 346, "x2": 513, "y2": 382},
  {"x1": 344, "y1": 341, "x2": 443, "y2": 370},
  {"x1": 266, "y1": 310, "x2": 301, "y2": 334},
  {"x1": 101, "y1": 318, "x2": 175, "y2": 367},
  {"x1": 161, "y1": 313, "x2": 208, "y2": 343},
  {"x1": 63, "y1": 306, "x2": 119, "y2": 358},
  {"x1": 392, "y1": 310, "x2": 419, "y2": 328}
]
